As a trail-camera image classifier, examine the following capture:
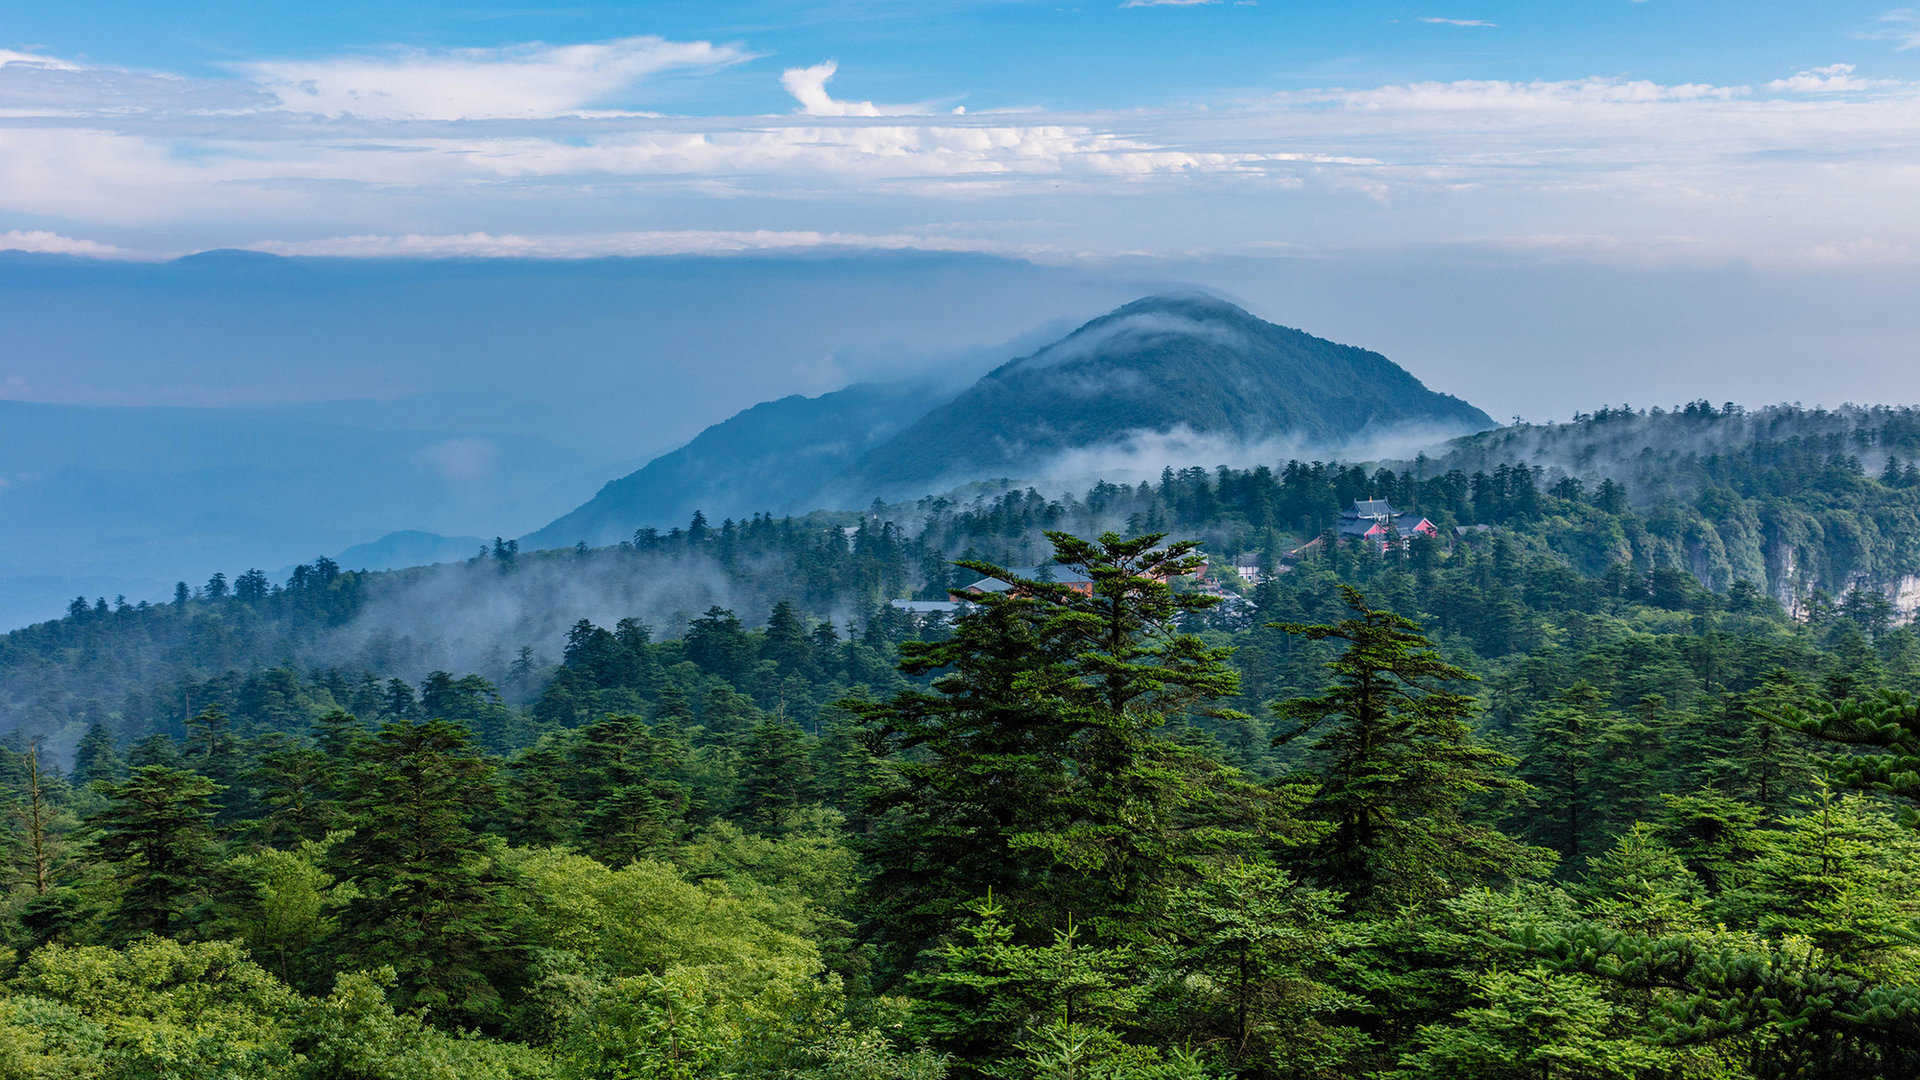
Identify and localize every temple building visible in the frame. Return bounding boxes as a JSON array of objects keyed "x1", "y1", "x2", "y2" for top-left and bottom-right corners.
[{"x1": 1337, "y1": 498, "x2": 1438, "y2": 548}]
